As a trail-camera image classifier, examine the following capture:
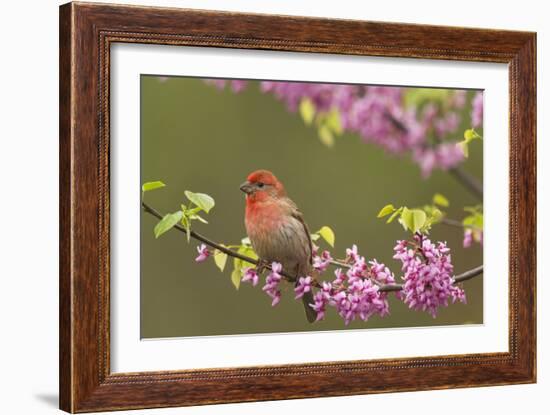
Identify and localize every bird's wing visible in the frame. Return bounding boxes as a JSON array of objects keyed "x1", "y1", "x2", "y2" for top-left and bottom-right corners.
[{"x1": 290, "y1": 204, "x2": 313, "y2": 266}]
